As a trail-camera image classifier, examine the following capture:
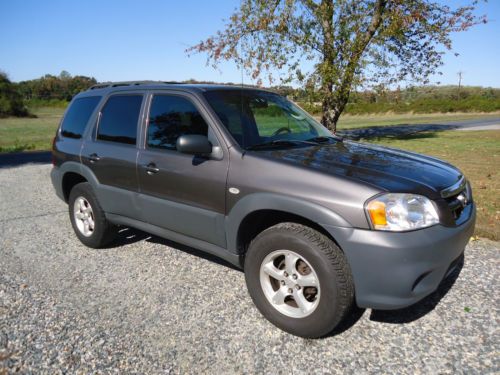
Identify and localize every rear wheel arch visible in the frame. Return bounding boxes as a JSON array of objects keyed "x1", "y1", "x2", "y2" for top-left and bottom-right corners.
[
  {"x1": 59, "y1": 162, "x2": 100, "y2": 202},
  {"x1": 62, "y1": 172, "x2": 87, "y2": 202}
]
